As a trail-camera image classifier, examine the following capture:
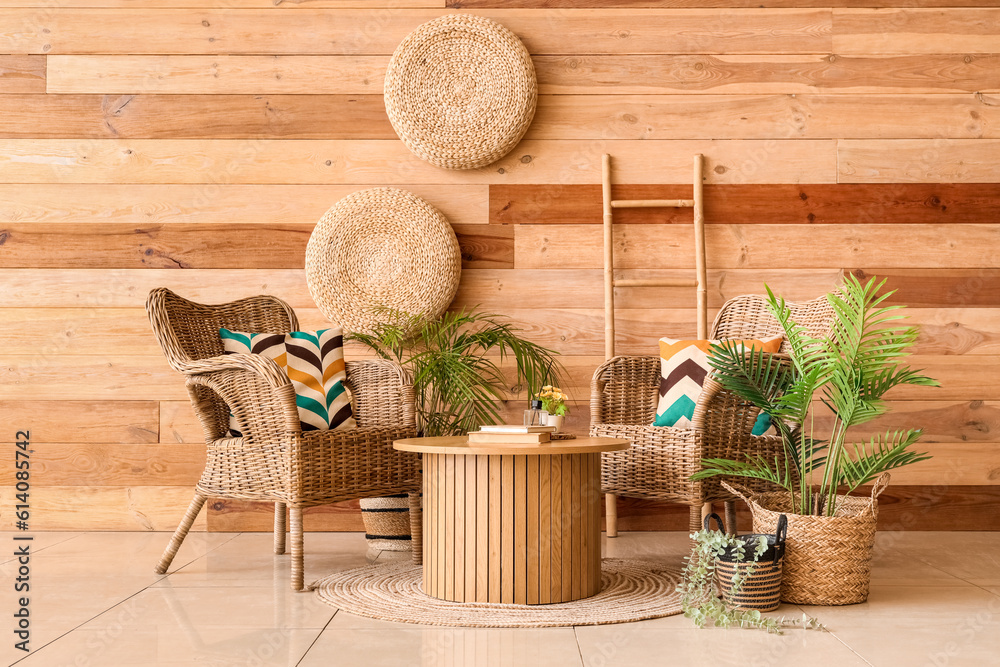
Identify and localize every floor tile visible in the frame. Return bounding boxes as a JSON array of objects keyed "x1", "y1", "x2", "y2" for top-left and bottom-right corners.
[
  {"x1": 575, "y1": 626, "x2": 869, "y2": 667},
  {"x1": 868, "y1": 547, "x2": 971, "y2": 586},
  {"x1": 299, "y1": 627, "x2": 583, "y2": 667},
  {"x1": 14, "y1": 626, "x2": 321, "y2": 667},
  {"x1": 0, "y1": 532, "x2": 84, "y2": 563},
  {"x1": 831, "y1": 620, "x2": 1000, "y2": 667},
  {"x1": 1, "y1": 575, "x2": 161, "y2": 665},
  {"x1": 797, "y1": 585, "x2": 1000, "y2": 628},
  {"x1": 602, "y1": 531, "x2": 693, "y2": 561},
  {"x1": 154, "y1": 531, "x2": 375, "y2": 588},
  {"x1": 81, "y1": 584, "x2": 336, "y2": 632}
]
